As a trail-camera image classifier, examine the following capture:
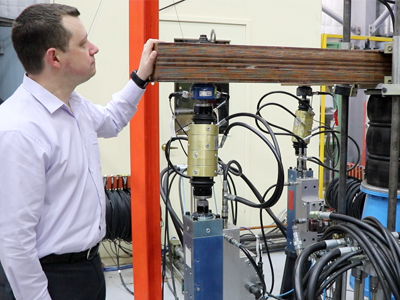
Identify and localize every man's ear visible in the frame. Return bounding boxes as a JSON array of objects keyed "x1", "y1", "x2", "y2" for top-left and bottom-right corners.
[{"x1": 45, "y1": 48, "x2": 61, "y2": 68}]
